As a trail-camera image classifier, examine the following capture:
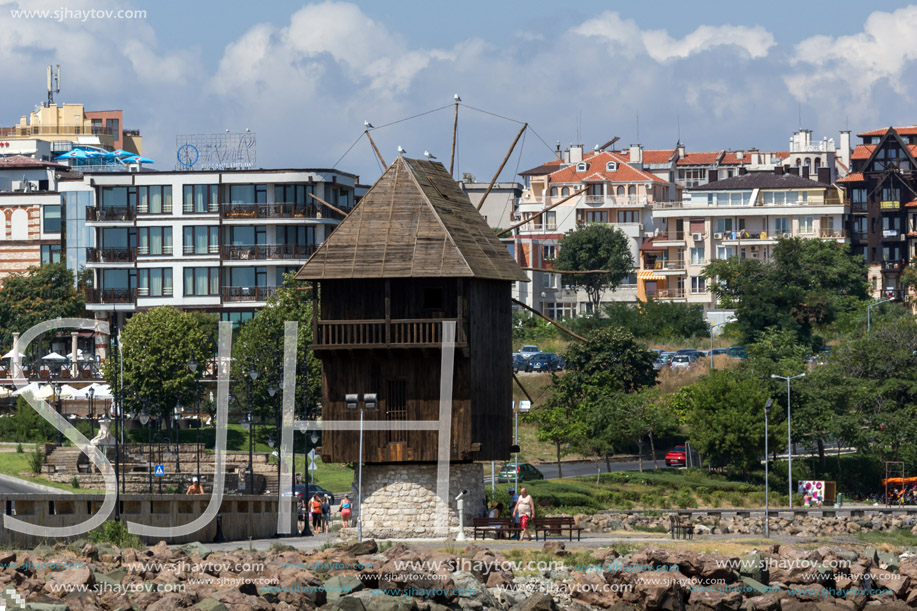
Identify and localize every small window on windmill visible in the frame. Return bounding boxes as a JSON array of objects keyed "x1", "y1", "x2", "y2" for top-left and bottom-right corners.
[{"x1": 422, "y1": 287, "x2": 444, "y2": 311}]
